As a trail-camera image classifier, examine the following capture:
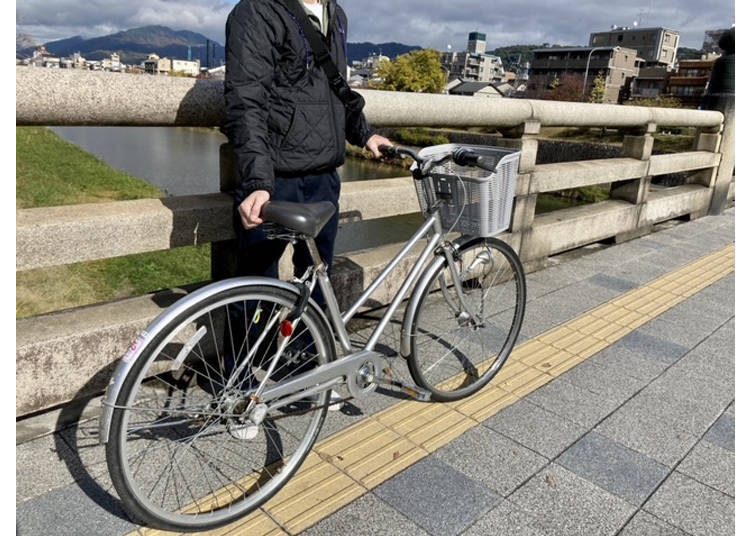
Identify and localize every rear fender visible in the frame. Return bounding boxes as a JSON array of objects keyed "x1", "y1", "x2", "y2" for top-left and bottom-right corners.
[{"x1": 98, "y1": 277, "x2": 332, "y2": 443}]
